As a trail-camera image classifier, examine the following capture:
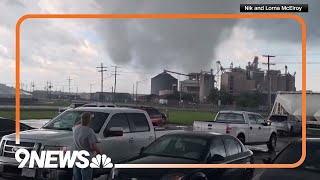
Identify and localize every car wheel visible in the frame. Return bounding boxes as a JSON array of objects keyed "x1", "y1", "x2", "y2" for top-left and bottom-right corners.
[
  {"x1": 267, "y1": 133, "x2": 277, "y2": 151},
  {"x1": 237, "y1": 134, "x2": 245, "y2": 145},
  {"x1": 289, "y1": 127, "x2": 294, "y2": 136}
]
